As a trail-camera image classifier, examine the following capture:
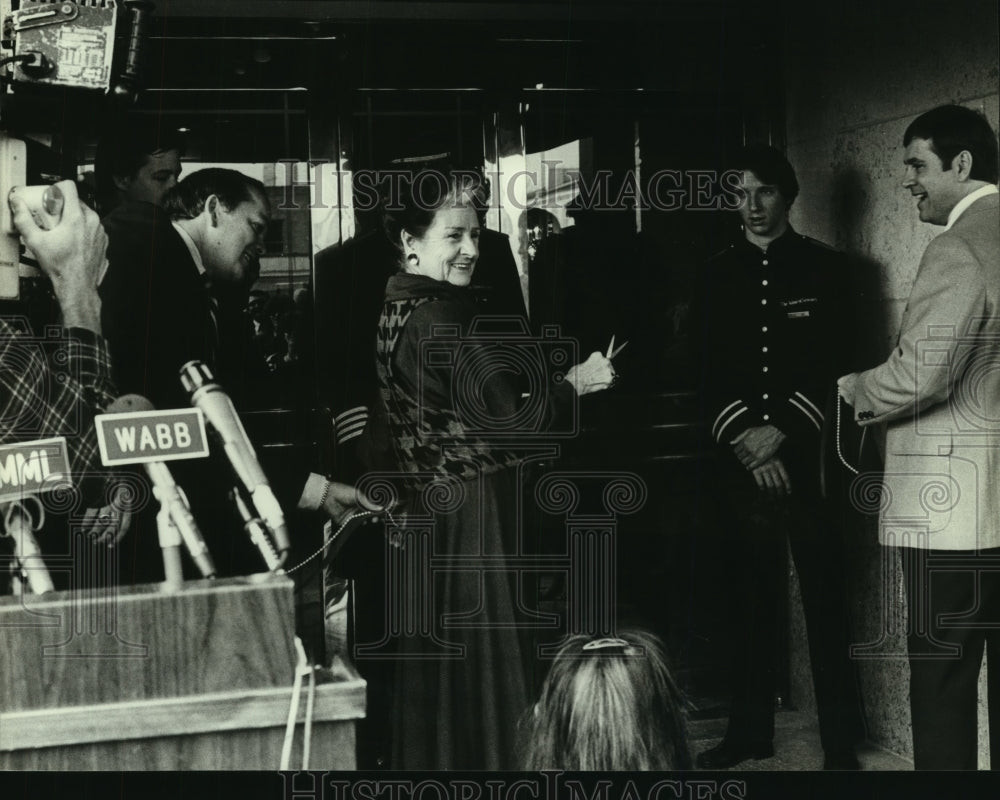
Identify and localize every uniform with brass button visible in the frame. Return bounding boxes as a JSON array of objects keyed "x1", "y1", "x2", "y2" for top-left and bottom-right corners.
[
  {"x1": 697, "y1": 151, "x2": 864, "y2": 772},
  {"x1": 705, "y1": 231, "x2": 842, "y2": 448}
]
